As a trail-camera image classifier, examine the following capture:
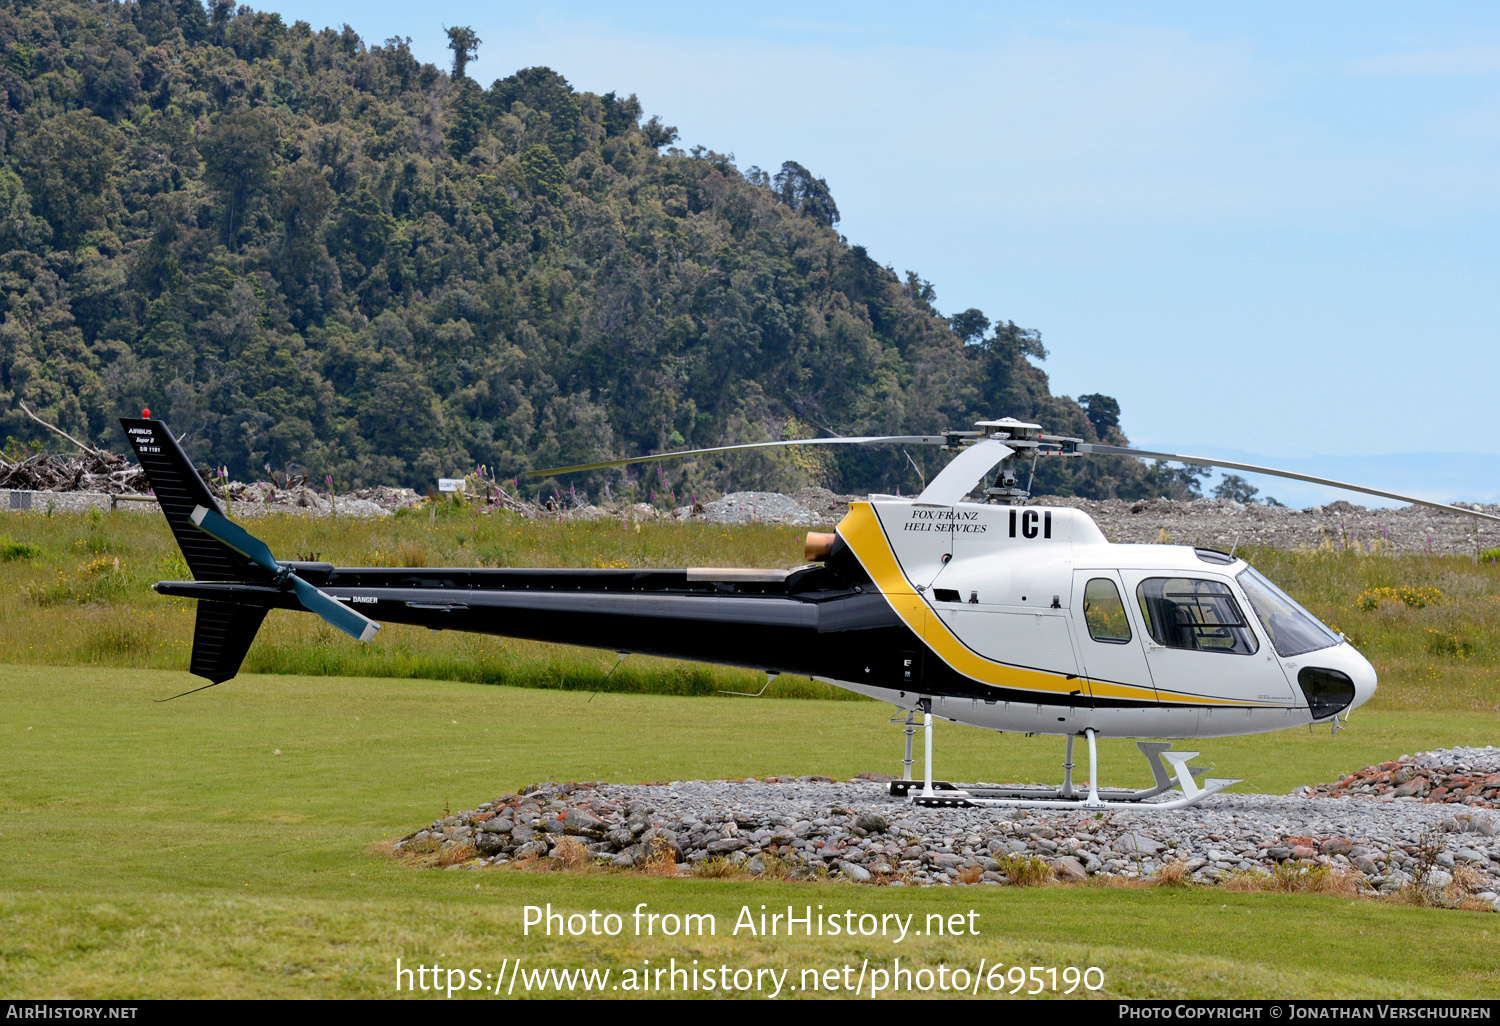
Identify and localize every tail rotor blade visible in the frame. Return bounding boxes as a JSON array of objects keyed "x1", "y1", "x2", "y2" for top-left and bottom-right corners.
[
  {"x1": 189, "y1": 506, "x2": 282, "y2": 572},
  {"x1": 289, "y1": 575, "x2": 381, "y2": 643},
  {"x1": 189, "y1": 505, "x2": 380, "y2": 642}
]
